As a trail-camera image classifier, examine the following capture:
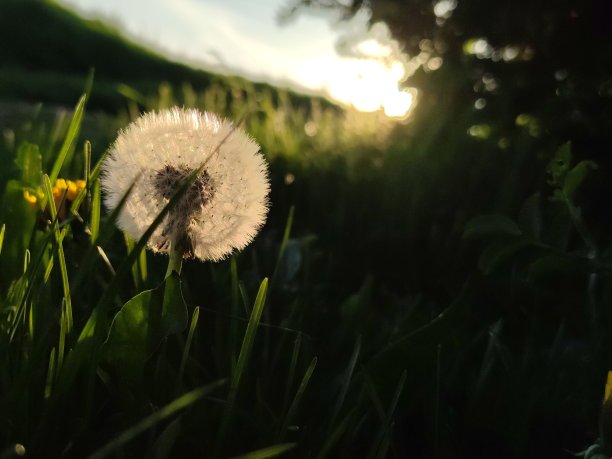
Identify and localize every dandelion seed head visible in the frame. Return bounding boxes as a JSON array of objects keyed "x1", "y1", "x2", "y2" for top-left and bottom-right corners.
[{"x1": 101, "y1": 107, "x2": 270, "y2": 261}]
